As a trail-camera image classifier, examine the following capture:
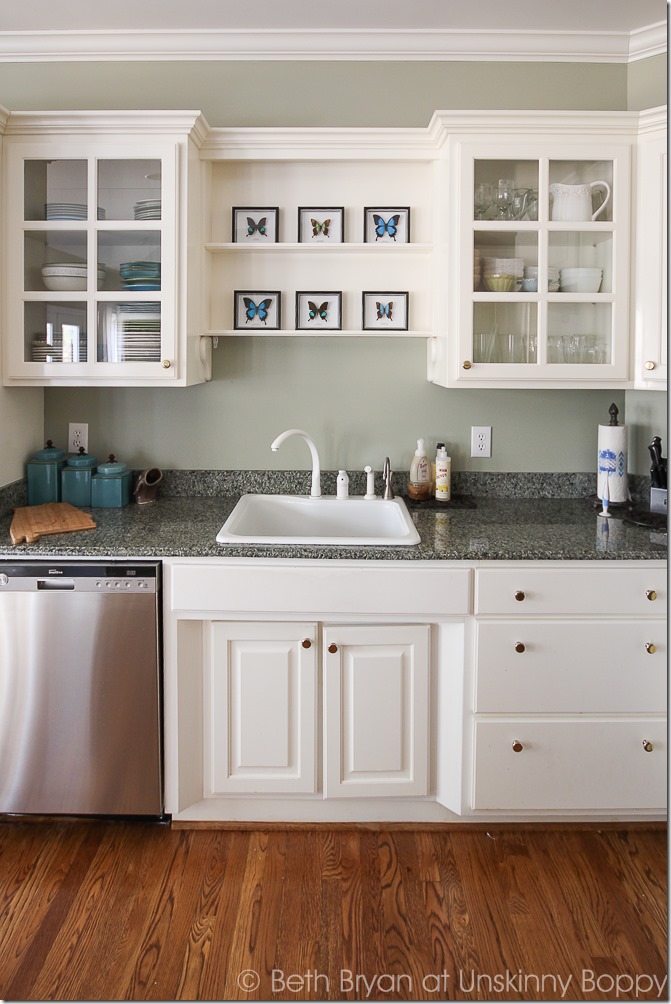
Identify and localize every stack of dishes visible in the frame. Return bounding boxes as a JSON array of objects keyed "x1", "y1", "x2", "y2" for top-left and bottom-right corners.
[
  {"x1": 133, "y1": 199, "x2": 161, "y2": 220},
  {"x1": 119, "y1": 261, "x2": 161, "y2": 291},
  {"x1": 44, "y1": 203, "x2": 106, "y2": 220},
  {"x1": 31, "y1": 332, "x2": 88, "y2": 362},
  {"x1": 483, "y1": 256, "x2": 524, "y2": 292},
  {"x1": 548, "y1": 266, "x2": 560, "y2": 292},
  {"x1": 41, "y1": 262, "x2": 106, "y2": 292},
  {"x1": 115, "y1": 303, "x2": 161, "y2": 362},
  {"x1": 523, "y1": 266, "x2": 560, "y2": 291},
  {"x1": 559, "y1": 267, "x2": 603, "y2": 293}
]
